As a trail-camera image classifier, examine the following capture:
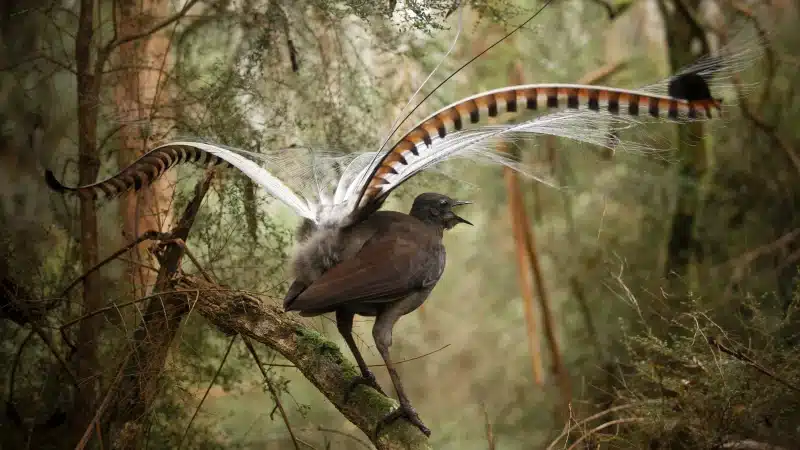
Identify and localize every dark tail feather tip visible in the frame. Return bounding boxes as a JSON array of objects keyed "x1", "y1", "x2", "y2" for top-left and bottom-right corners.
[
  {"x1": 668, "y1": 72, "x2": 714, "y2": 102},
  {"x1": 44, "y1": 170, "x2": 68, "y2": 192}
]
